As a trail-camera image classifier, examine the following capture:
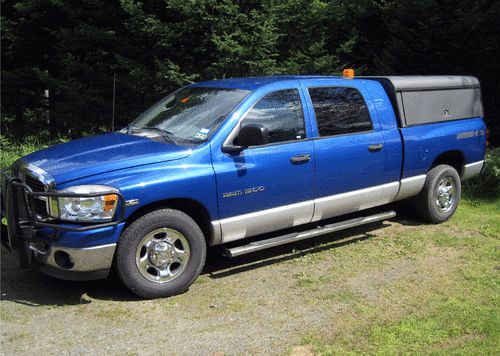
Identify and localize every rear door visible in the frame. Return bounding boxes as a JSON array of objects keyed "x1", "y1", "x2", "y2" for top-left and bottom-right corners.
[
  {"x1": 212, "y1": 88, "x2": 315, "y2": 243},
  {"x1": 299, "y1": 79, "x2": 398, "y2": 222}
]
